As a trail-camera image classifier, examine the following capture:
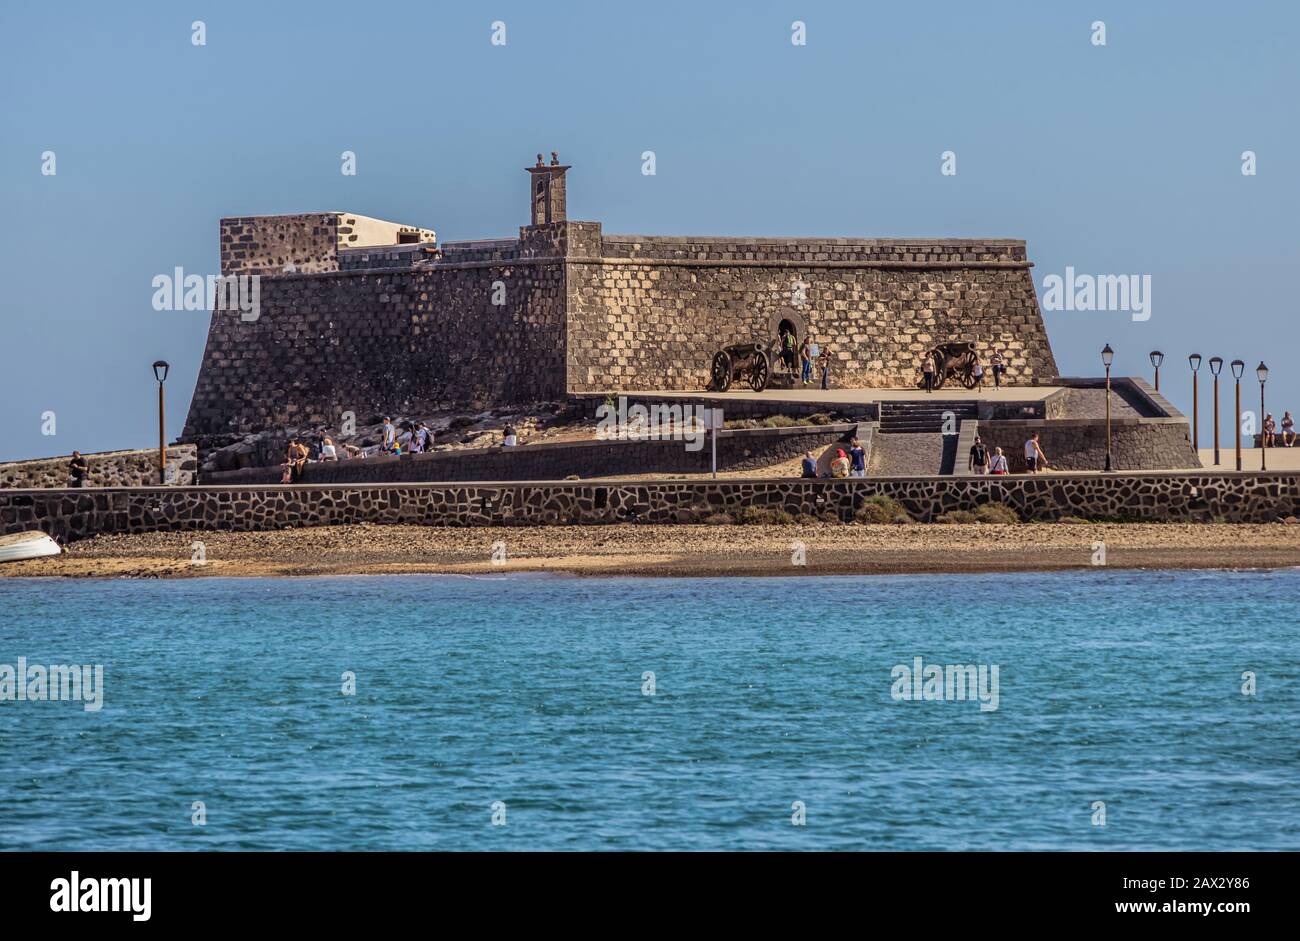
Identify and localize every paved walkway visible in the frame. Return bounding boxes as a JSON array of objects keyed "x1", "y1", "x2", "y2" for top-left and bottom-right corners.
[
  {"x1": 1197, "y1": 447, "x2": 1300, "y2": 472},
  {"x1": 623, "y1": 386, "x2": 1058, "y2": 405}
]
